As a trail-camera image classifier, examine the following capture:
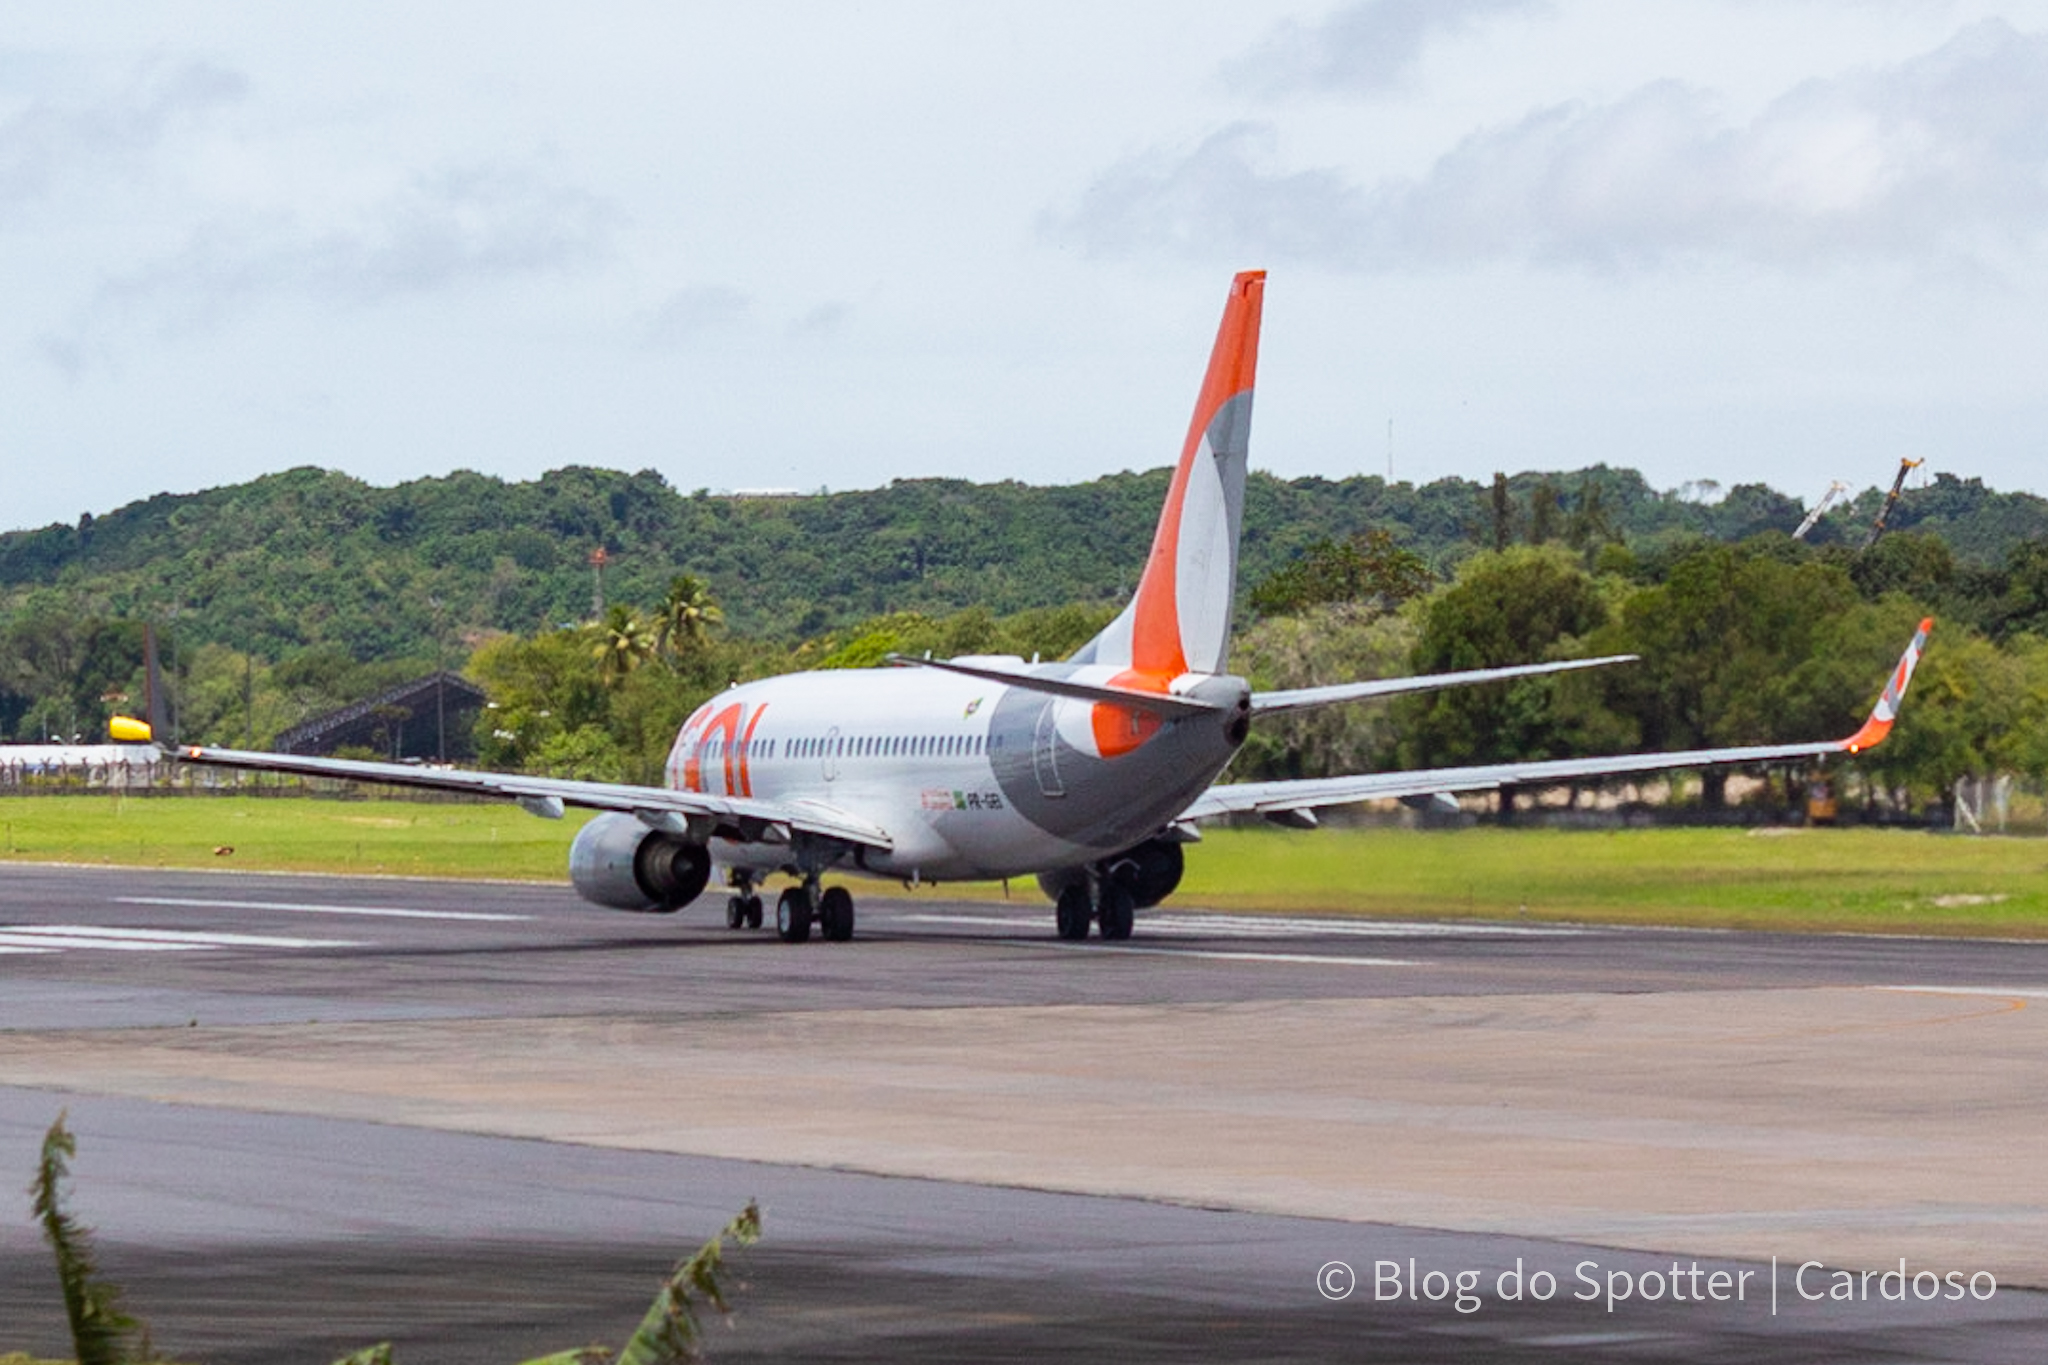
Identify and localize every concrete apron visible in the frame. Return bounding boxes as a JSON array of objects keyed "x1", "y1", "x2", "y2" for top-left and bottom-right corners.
[{"x1": 0, "y1": 984, "x2": 2041, "y2": 1284}]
